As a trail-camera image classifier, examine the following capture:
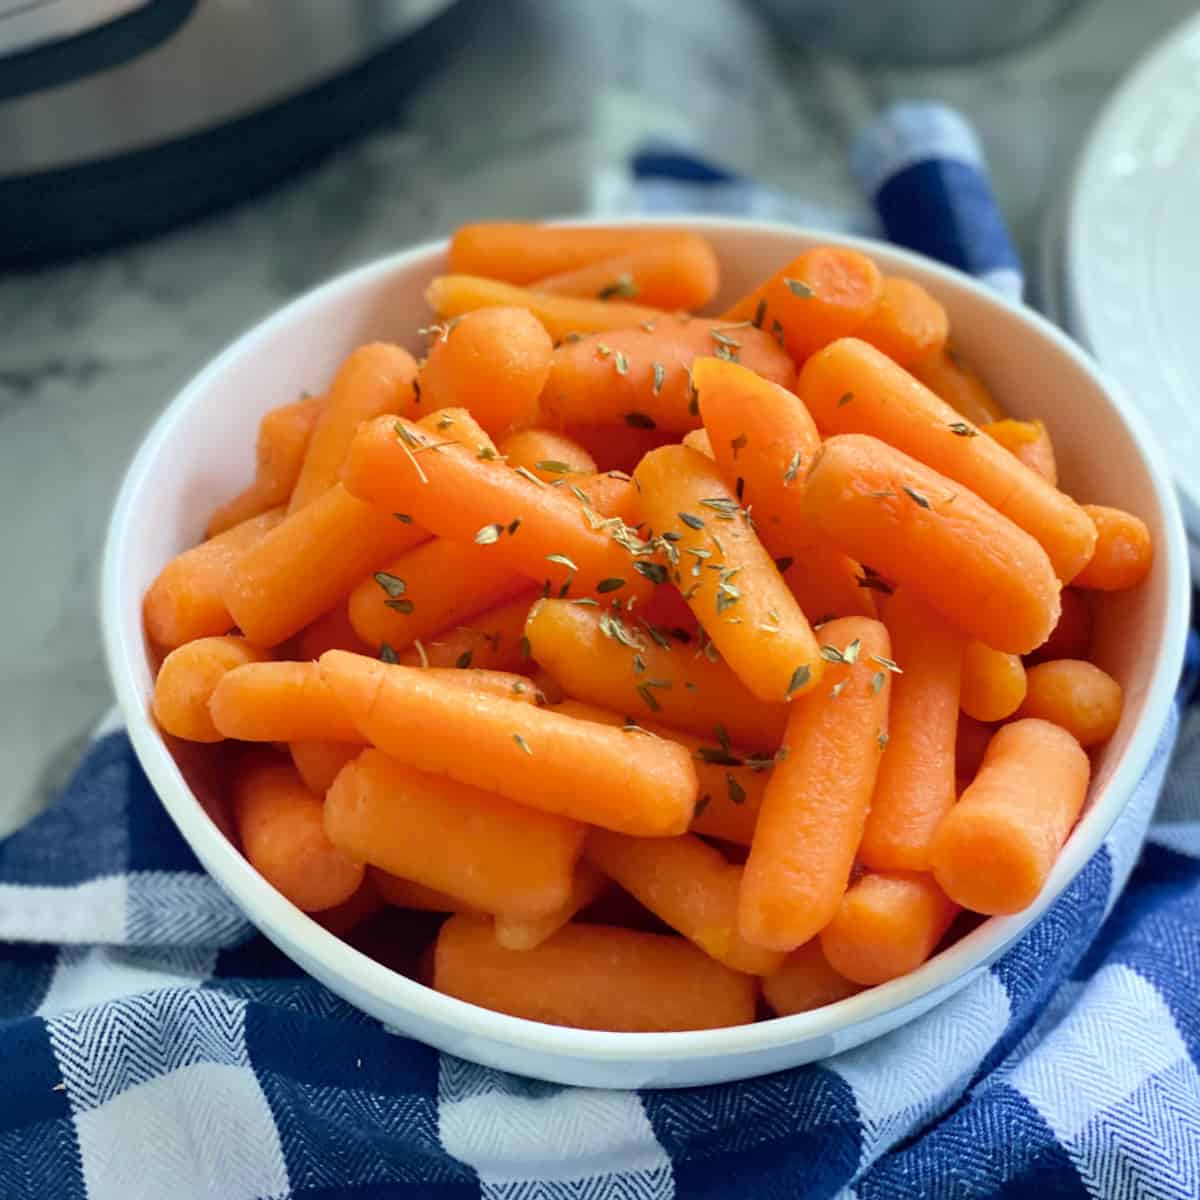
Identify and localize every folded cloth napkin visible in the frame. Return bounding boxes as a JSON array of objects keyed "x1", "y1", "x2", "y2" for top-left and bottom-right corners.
[{"x1": 3, "y1": 105, "x2": 1198, "y2": 1200}]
